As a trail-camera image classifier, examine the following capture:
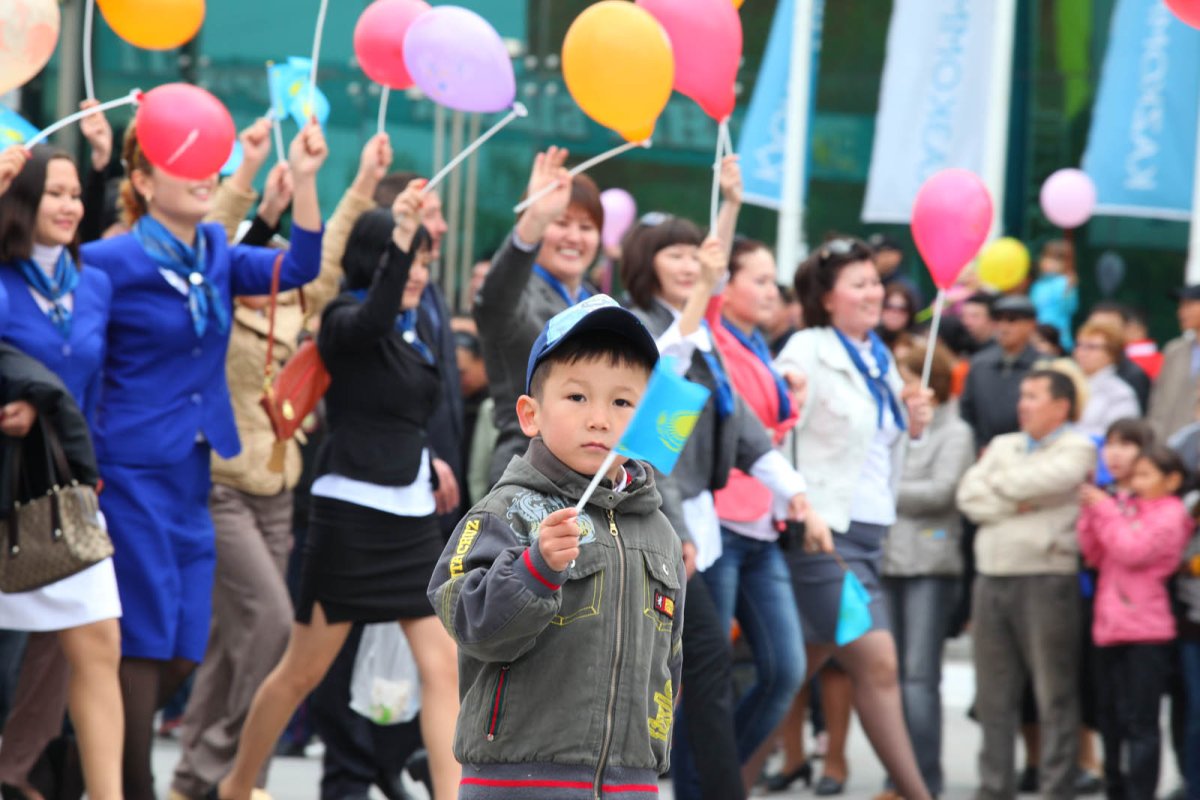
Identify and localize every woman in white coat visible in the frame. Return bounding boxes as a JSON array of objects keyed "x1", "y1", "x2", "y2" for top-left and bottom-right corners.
[{"x1": 775, "y1": 237, "x2": 933, "y2": 800}]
